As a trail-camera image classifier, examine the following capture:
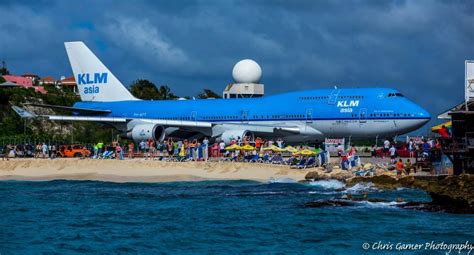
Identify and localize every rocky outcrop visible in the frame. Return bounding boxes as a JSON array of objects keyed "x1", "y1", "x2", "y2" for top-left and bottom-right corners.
[
  {"x1": 304, "y1": 167, "x2": 353, "y2": 181},
  {"x1": 346, "y1": 174, "x2": 474, "y2": 213}
]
